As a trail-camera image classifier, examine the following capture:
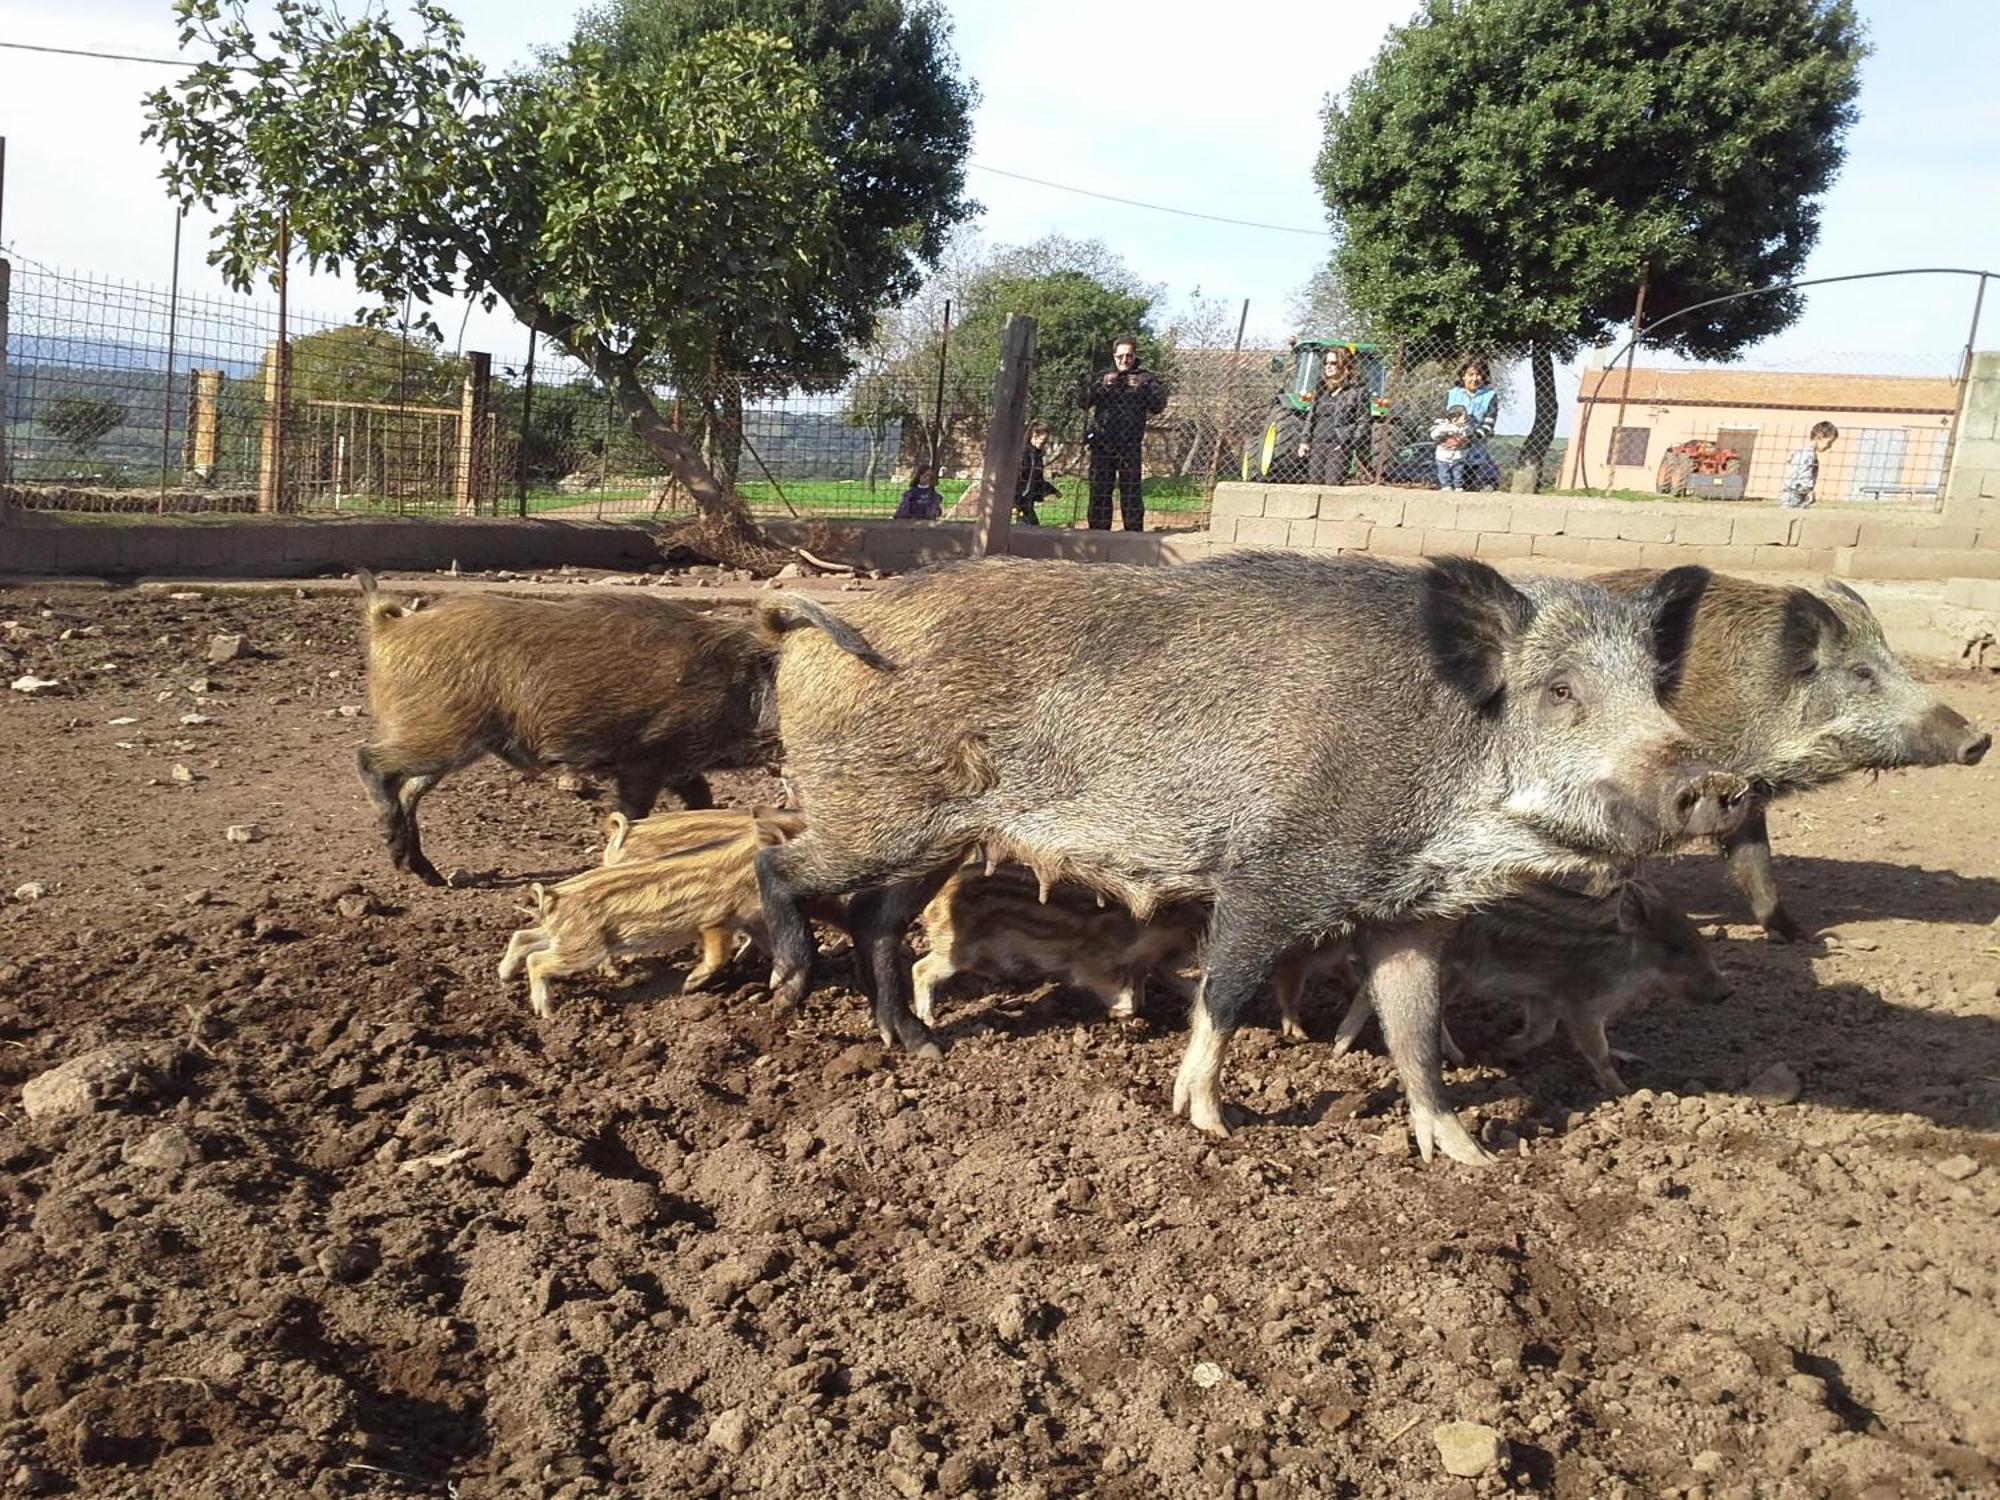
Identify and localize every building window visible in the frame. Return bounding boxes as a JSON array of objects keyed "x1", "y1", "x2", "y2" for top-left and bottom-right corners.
[{"x1": 1607, "y1": 426, "x2": 1650, "y2": 467}]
